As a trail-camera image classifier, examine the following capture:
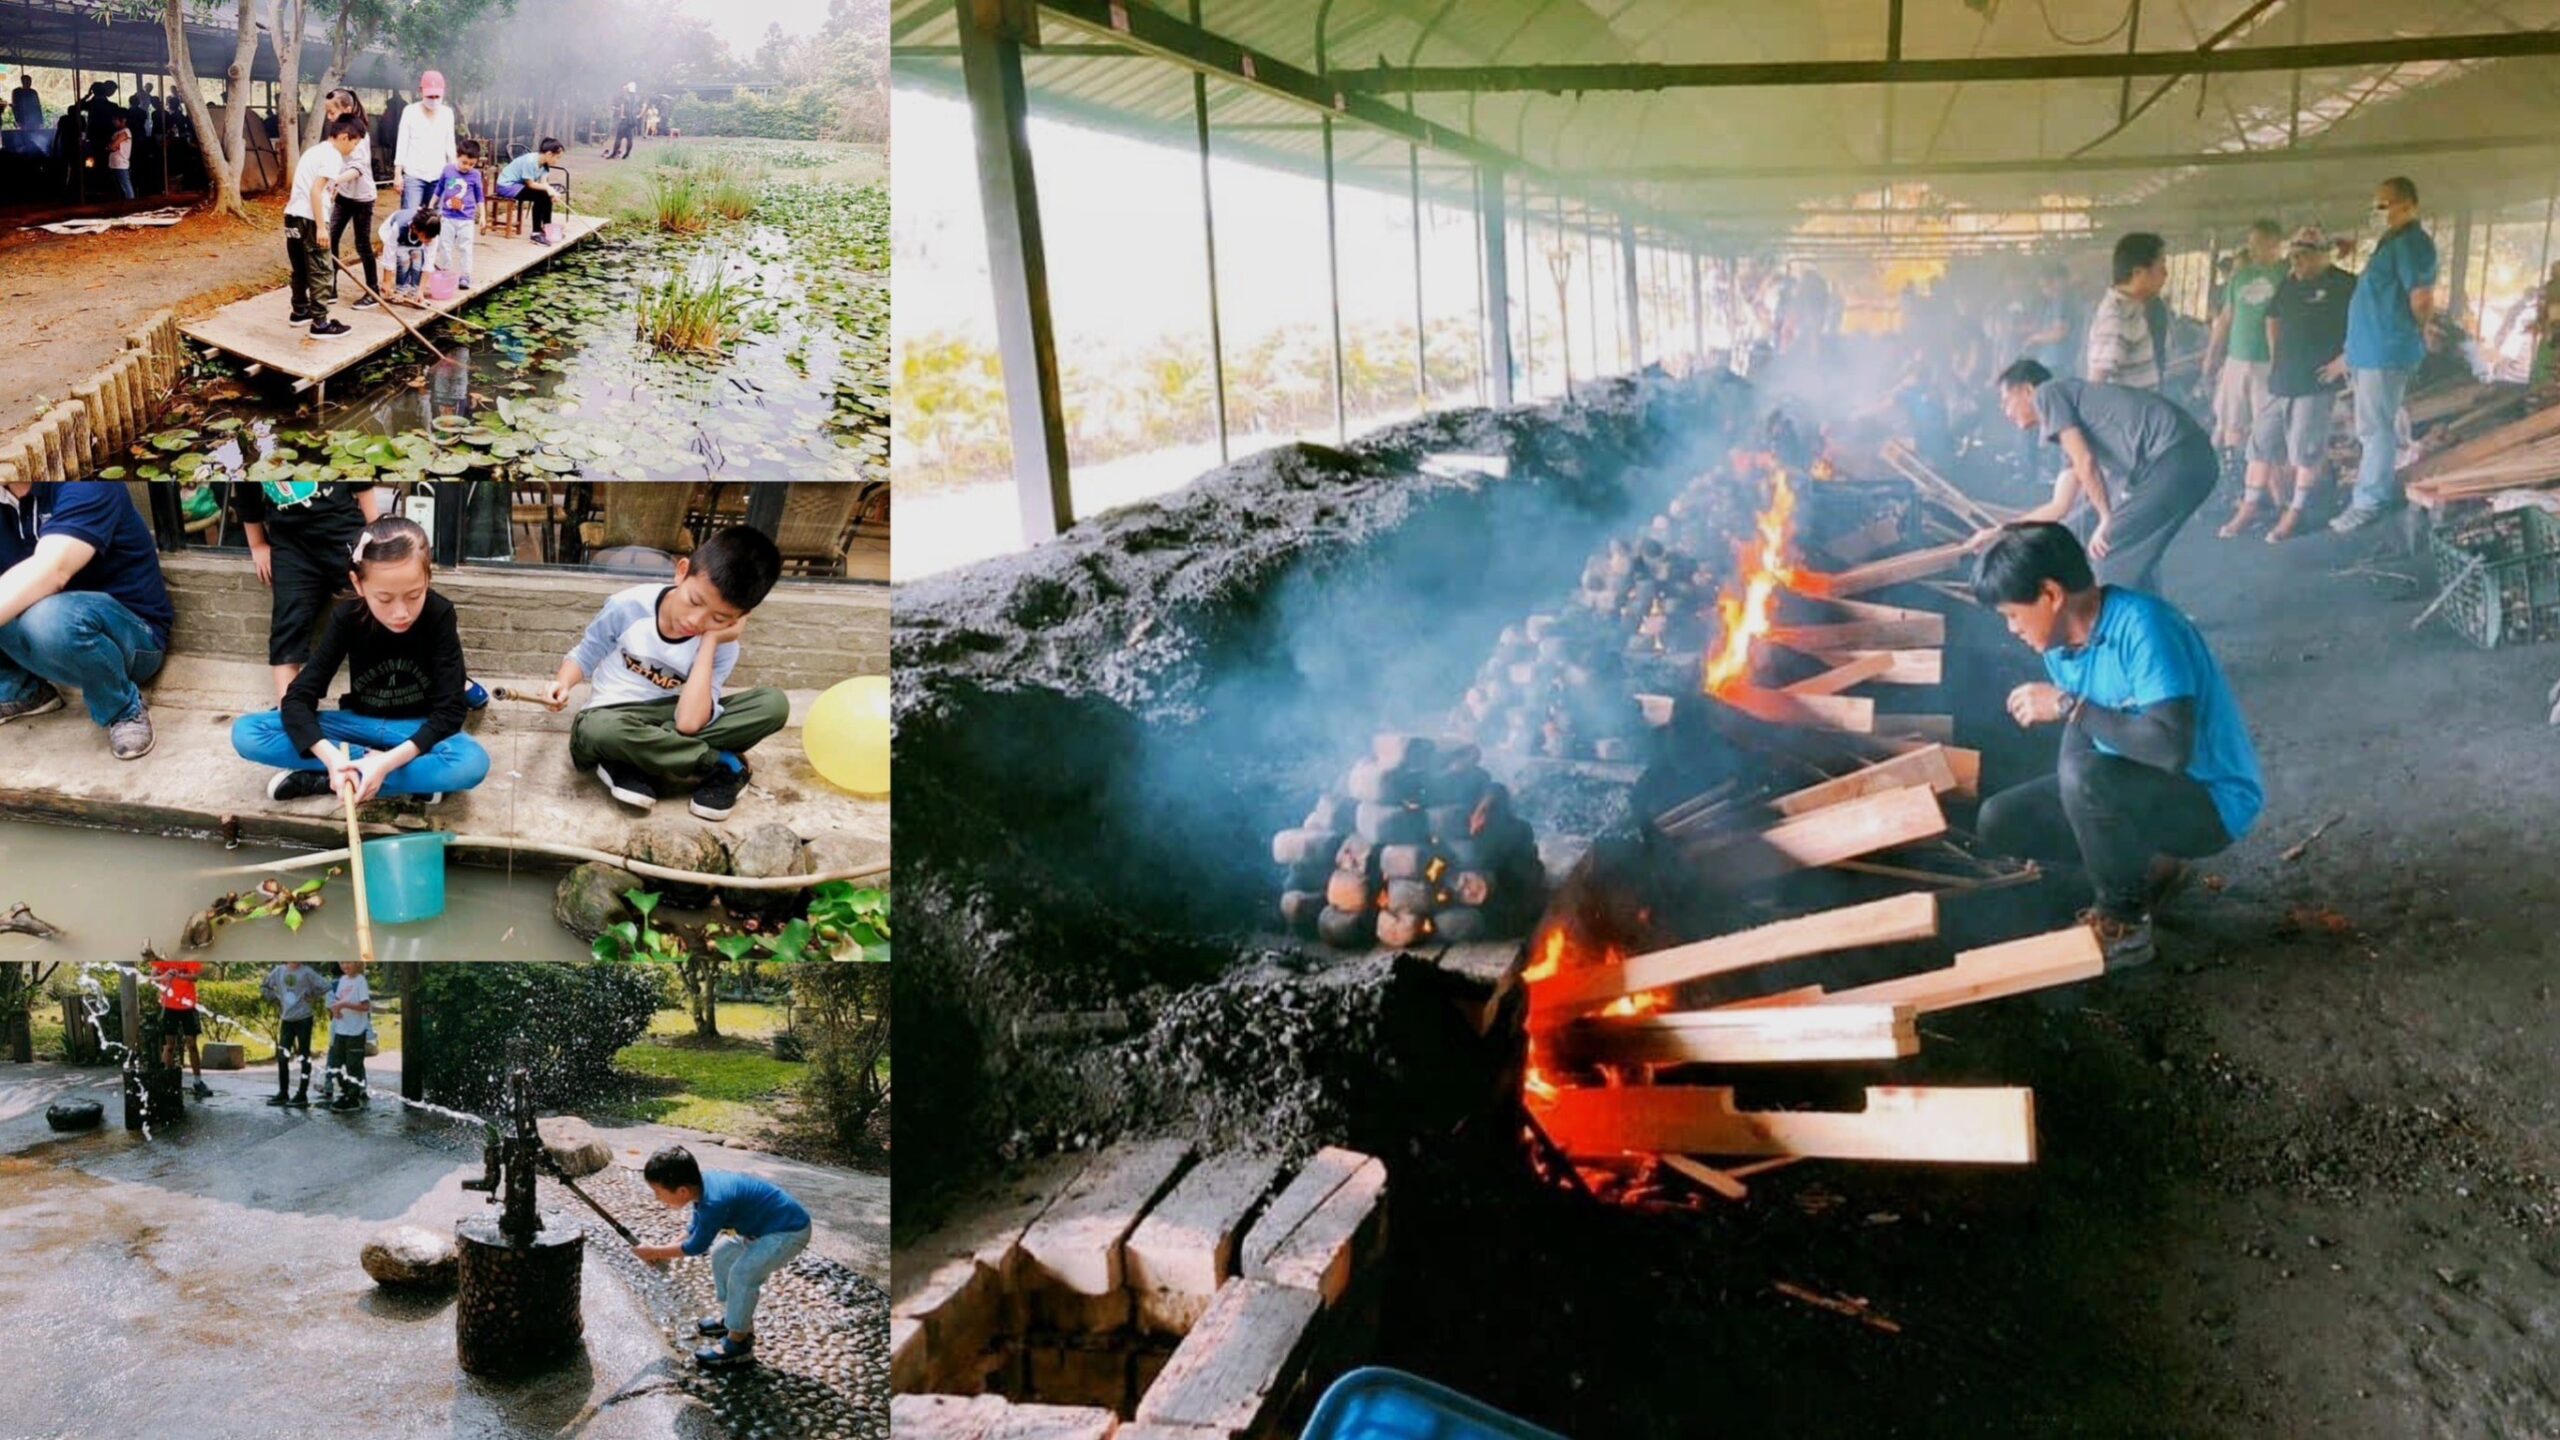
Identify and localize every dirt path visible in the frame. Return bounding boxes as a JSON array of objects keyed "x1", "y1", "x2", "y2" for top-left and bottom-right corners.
[
  {"x1": 1385, "y1": 500, "x2": 2560, "y2": 1438},
  {"x1": 0, "y1": 196, "x2": 289, "y2": 434}
]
